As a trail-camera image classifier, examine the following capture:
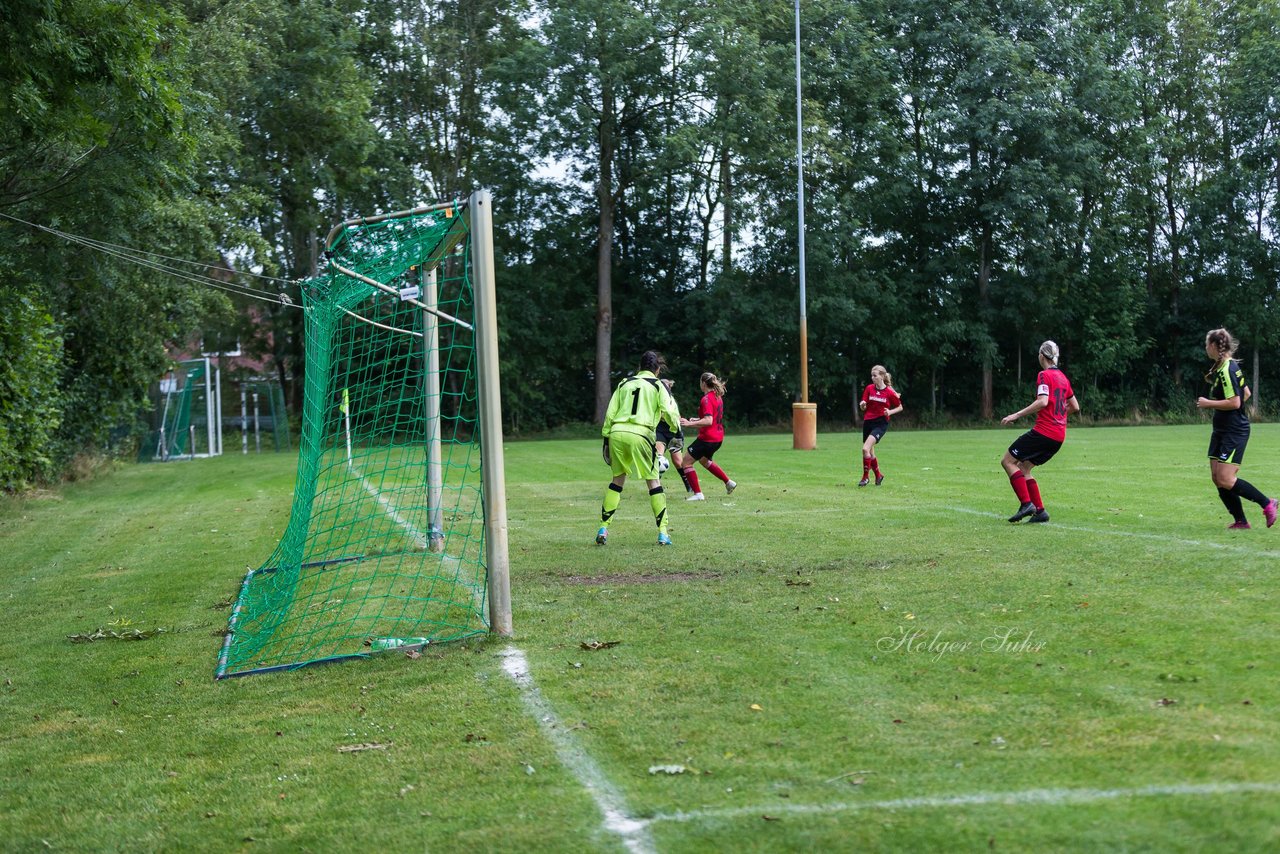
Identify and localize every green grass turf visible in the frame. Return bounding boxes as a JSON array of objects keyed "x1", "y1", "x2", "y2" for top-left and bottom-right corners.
[{"x1": 1, "y1": 424, "x2": 1278, "y2": 851}]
